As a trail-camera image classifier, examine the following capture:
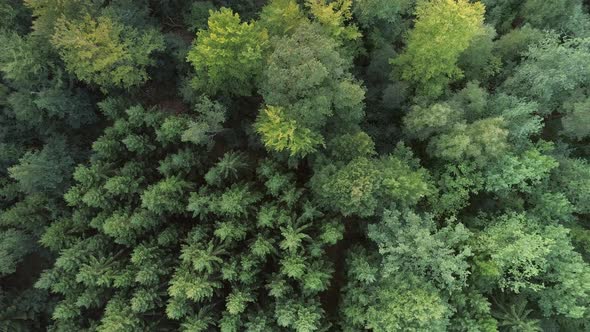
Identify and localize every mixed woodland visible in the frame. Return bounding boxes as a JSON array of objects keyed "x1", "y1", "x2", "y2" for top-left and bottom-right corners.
[{"x1": 1, "y1": 0, "x2": 590, "y2": 331}]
